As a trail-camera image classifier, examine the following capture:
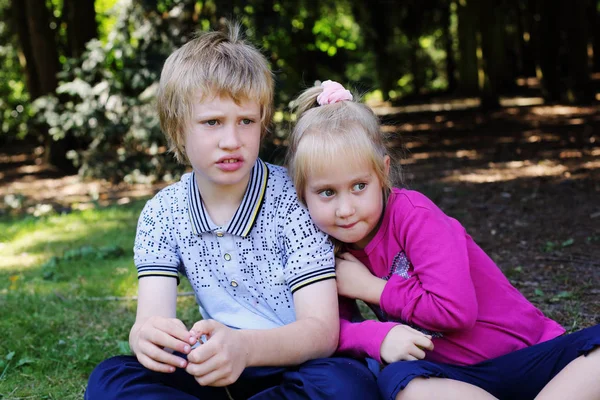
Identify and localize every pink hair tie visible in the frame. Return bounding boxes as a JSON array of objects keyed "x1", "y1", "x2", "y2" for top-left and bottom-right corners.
[{"x1": 316, "y1": 80, "x2": 353, "y2": 106}]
